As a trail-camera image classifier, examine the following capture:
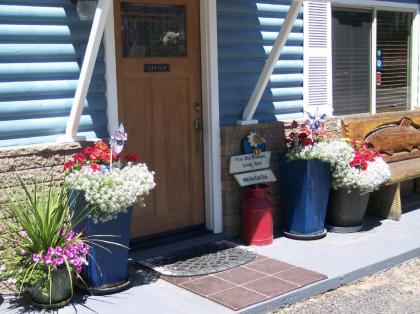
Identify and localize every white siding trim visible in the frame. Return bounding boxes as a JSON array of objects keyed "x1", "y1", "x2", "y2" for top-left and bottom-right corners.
[
  {"x1": 59, "y1": 0, "x2": 111, "y2": 142},
  {"x1": 370, "y1": 8, "x2": 377, "y2": 115},
  {"x1": 104, "y1": 2, "x2": 119, "y2": 134},
  {"x1": 303, "y1": 1, "x2": 332, "y2": 116},
  {"x1": 412, "y1": 10, "x2": 419, "y2": 109},
  {"x1": 200, "y1": 0, "x2": 223, "y2": 233},
  {"x1": 331, "y1": 0, "x2": 418, "y2": 10}
]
